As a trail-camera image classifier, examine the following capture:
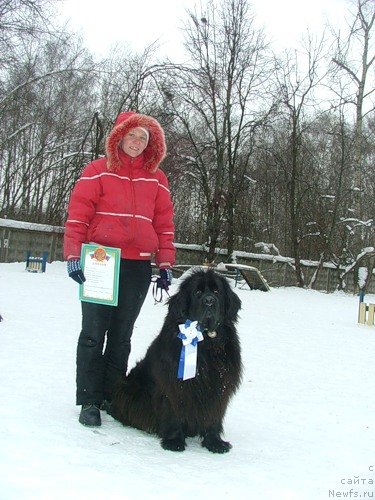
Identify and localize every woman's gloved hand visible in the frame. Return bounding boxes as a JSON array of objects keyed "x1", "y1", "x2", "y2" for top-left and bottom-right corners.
[{"x1": 67, "y1": 259, "x2": 86, "y2": 284}]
